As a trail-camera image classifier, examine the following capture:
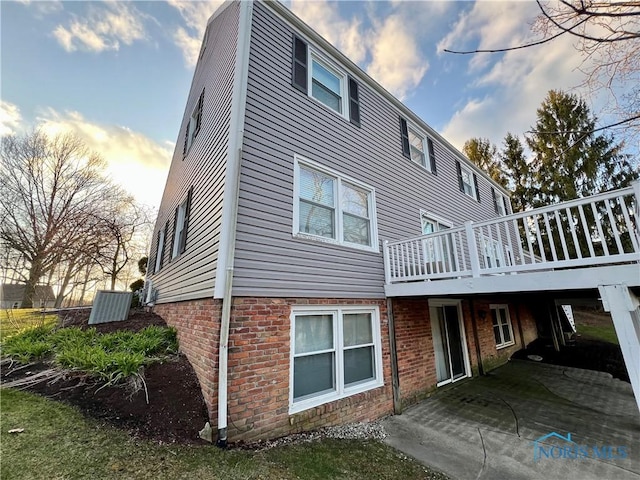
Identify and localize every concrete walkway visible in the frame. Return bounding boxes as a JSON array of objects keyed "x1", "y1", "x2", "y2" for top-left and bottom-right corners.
[{"x1": 383, "y1": 361, "x2": 640, "y2": 480}]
